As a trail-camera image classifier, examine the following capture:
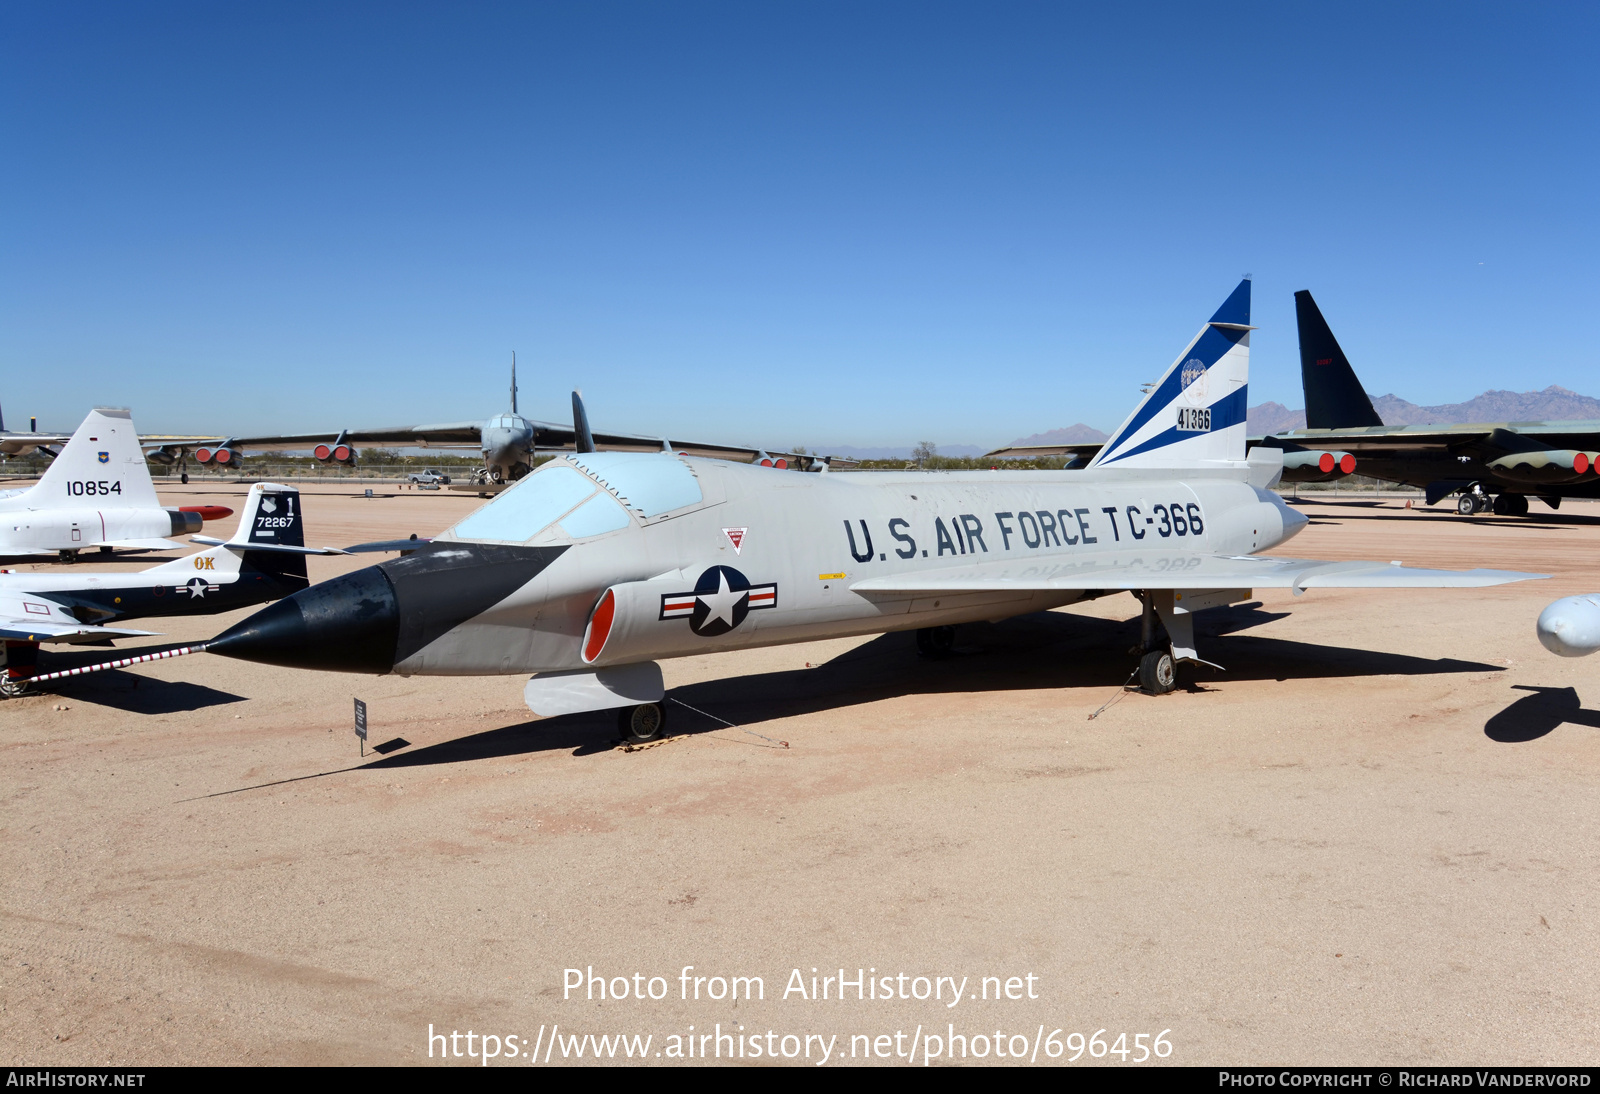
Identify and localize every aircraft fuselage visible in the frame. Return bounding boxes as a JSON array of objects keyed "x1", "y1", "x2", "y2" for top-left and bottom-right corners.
[{"x1": 208, "y1": 455, "x2": 1306, "y2": 678}]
